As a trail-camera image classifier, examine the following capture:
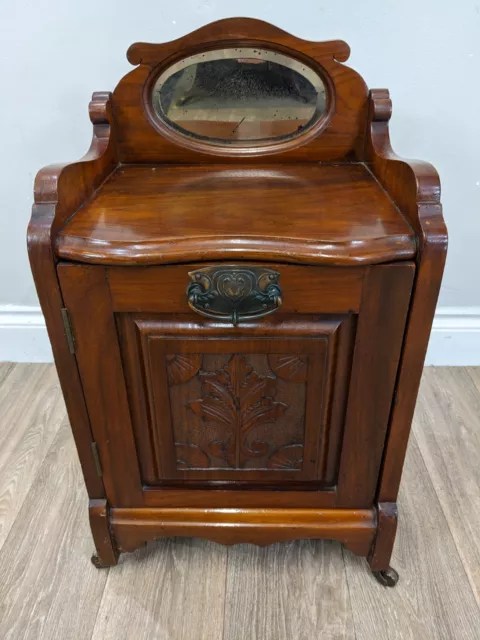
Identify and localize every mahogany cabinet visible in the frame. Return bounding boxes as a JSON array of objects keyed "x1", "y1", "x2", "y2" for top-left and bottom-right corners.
[{"x1": 28, "y1": 18, "x2": 447, "y2": 587}]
